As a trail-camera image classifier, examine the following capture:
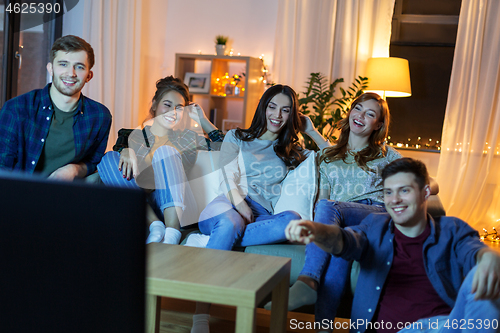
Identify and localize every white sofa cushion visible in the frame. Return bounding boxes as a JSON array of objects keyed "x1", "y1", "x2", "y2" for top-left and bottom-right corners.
[{"x1": 274, "y1": 151, "x2": 317, "y2": 220}]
